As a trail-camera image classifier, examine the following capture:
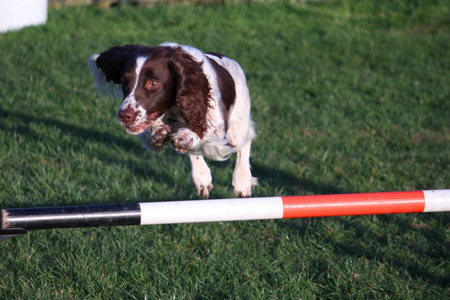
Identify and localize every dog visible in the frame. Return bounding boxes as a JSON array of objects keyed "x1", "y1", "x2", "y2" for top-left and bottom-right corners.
[{"x1": 88, "y1": 42, "x2": 256, "y2": 198}]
